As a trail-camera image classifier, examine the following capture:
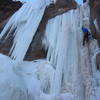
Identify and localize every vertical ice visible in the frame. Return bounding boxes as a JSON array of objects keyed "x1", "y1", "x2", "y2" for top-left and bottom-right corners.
[{"x1": 0, "y1": 1, "x2": 100, "y2": 100}]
